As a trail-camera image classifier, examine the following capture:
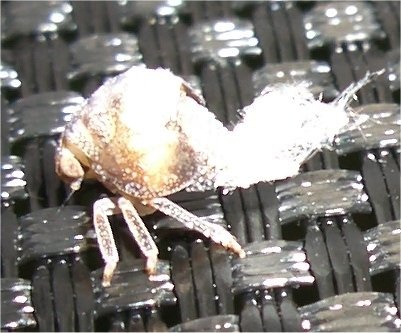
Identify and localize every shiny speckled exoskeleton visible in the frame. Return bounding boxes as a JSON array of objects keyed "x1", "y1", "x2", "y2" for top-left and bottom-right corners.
[{"x1": 55, "y1": 66, "x2": 245, "y2": 286}]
